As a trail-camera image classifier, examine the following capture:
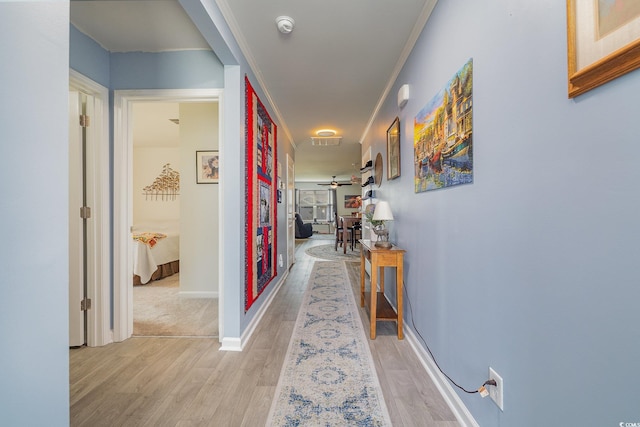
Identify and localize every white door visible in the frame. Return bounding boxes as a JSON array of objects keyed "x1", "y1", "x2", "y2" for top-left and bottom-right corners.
[
  {"x1": 68, "y1": 91, "x2": 89, "y2": 347},
  {"x1": 287, "y1": 154, "x2": 295, "y2": 267},
  {"x1": 69, "y1": 71, "x2": 110, "y2": 348}
]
